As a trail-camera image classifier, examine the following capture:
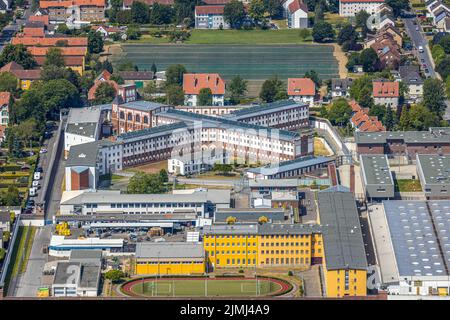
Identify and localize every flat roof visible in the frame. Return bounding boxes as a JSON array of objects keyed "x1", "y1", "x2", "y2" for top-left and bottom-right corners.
[
  {"x1": 427, "y1": 201, "x2": 450, "y2": 271},
  {"x1": 383, "y1": 200, "x2": 448, "y2": 277},
  {"x1": 214, "y1": 208, "x2": 285, "y2": 223},
  {"x1": 355, "y1": 128, "x2": 450, "y2": 144},
  {"x1": 259, "y1": 223, "x2": 321, "y2": 235},
  {"x1": 70, "y1": 249, "x2": 102, "y2": 261},
  {"x1": 119, "y1": 100, "x2": 167, "y2": 112},
  {"x1": 227, "y1": 100, "x2": 307, "y2": 118},
  {"x1": 318, "y1": 189, "x2": 367, "y2": 270},
  {"x1": 247, "y1": 156, "x2": 333, "y2": 176},
  {"x1": 66, "y1": 122, "x2": 98, "y2": 138},
  {"x1": 202, "y1": 224, "x2": 259, "y2": 235},
  {"x1": 65, "y1": 140, "x2": 116, "y2": 167},
  {"x1": 67, "y1": 106, "x2": 101, "y2": 125},
  {"x1": 135, "y1": 242, "x2": 204, "y2": 259},
  {"x1": 53, "y1": 261, "x2": 100, "y2": 289},
  {"x1": 248, "y1": 179, "x2": 300, "y2": 188},
  {"x1": 360, "y1": 154, "x2": 393, "y2": 186},
  {"x1": 416, "y1": 154, "x2": 450, "y2": 185}
]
